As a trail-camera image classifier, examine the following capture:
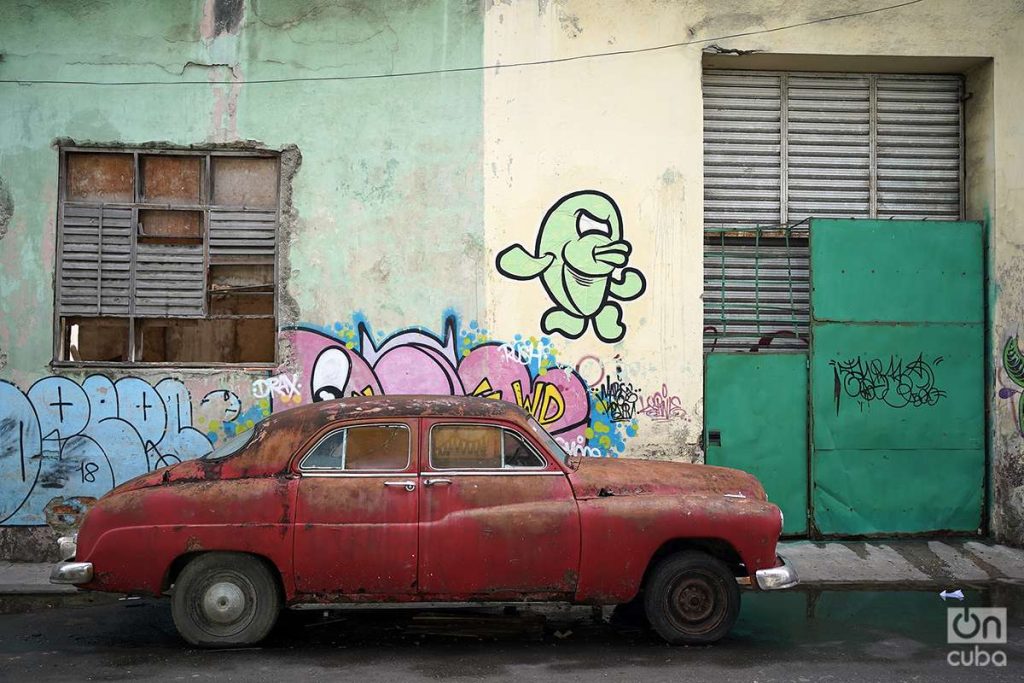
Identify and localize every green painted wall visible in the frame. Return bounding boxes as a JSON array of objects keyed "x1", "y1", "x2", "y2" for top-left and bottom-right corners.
[{"x1": 0, "y1": 0, "x2": 485, "y2": 381}]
